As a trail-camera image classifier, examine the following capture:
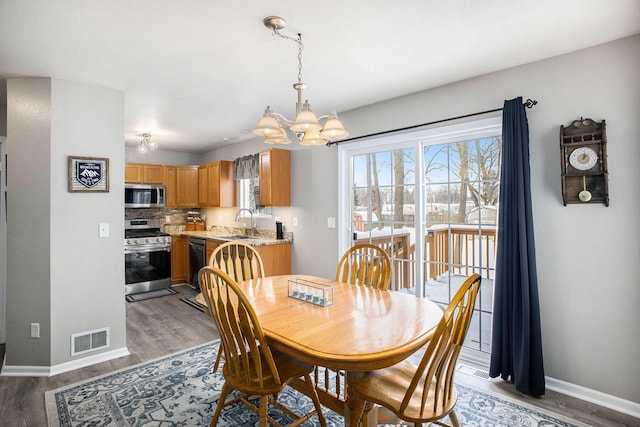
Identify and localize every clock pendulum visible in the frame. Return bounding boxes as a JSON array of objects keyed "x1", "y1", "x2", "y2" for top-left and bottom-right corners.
[{"x1": 578, "y1": 175, "x2": 592, "y2": 202}]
